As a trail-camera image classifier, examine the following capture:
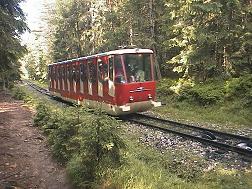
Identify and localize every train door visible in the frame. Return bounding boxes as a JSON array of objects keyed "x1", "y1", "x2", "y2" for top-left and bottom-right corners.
[
  {"x1": 97, "y1": 59, "x2": 103, "y2": 97},
  {"x1": 80, "y1": 62, "x2": 84, "y2": 94},
  {"x1": 72, "y1": 64, "x2": 77, "y2": 94},
  {"x1": 59, "y1": 65, "x2": 62, "y2": 92},
  {"x1": 87, "y1": 58, "x2": 98, "y2": 98},
  {"x1": 54, "y1": 66, "x2": 57, "y2": 91},
  {"x1": 55, "y1": 65, "x2": 58, "y2": 91},
  {"x1": 67, "y1": 64, "x2": 70, "y2": 93},
  {"x1": 87, "y1": 59, "x2": 93, "y2": 96},
  {"x1": 69, "y1": 63, "x2": 74, "y2": 96},
  {"x1": 108, "y1": 56, "x2": 115, "y2": 97},
  {"x1": 75, "y1": 62, "x2": 80, "y2": 97},
  {"x1": 53, "y1": 65, "x2": 56, "y2": 91},
  {"x1": 62, "y1": 65, "x2": 65, "y2": 91},
  {"x1": 48, "y1": 65, "x2": 52, "y2": 90},
  {"x1": 56, "y1": 65, "x2": 60, "y2": 92},
  {"x1": 97, "y1": 57, "x2": 108, "y2": 98}
]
